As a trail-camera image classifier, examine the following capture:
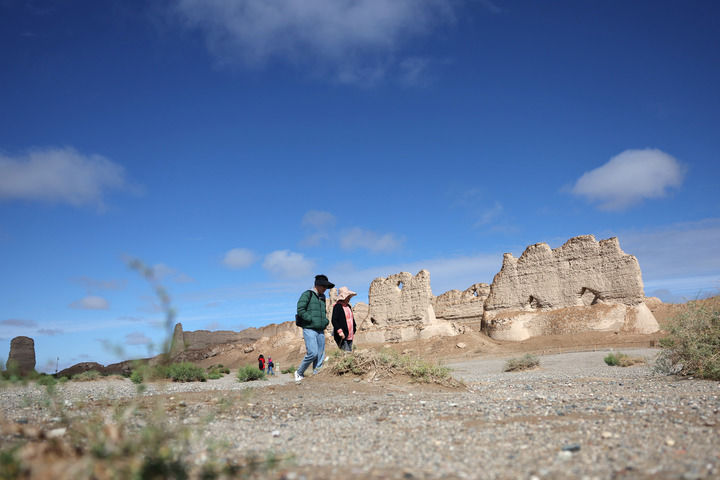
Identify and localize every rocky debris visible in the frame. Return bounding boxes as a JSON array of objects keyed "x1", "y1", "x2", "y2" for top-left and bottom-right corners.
[
  {"x1": 7, "y1": 336, "x2": 36, "y2": 375},
  {"x1": 359, "y1": 270, "x2": 458, "y2": 343},
  {"x1": 644, "y1": 296, "x2": 663, "y2": 310},
  {"x1": 434, "y1": 283, "x2": 489, "y2": 323},
  {"x1": 483, "y1": 235, "x2": 659, "y2": 341}
]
